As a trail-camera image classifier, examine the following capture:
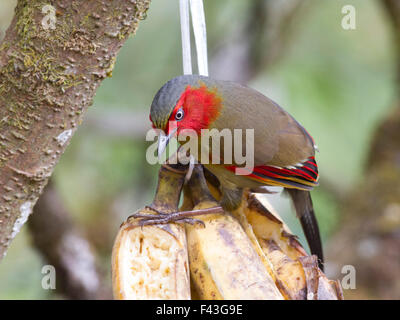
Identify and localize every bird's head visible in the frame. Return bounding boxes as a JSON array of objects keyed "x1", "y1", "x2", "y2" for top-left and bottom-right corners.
[{"x1": 150, "y1": 75, "x2": 222, "y2": 157}]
